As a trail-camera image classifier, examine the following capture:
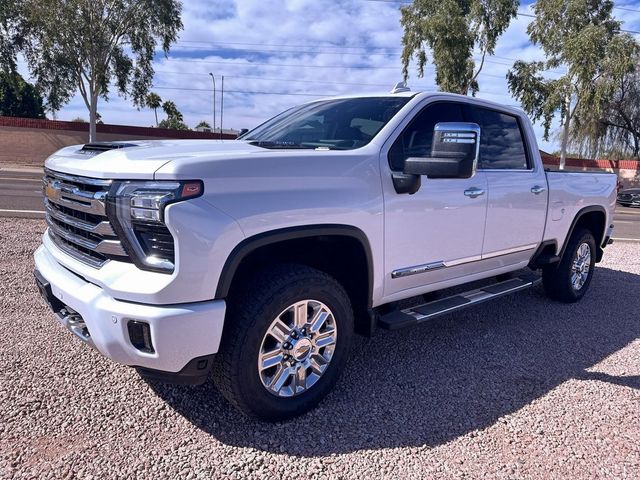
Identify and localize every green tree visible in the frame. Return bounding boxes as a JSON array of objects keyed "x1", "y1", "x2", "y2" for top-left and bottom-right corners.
[
  {"x1": 507, "y1": 0, "x2": 638, "y2": 168},
  {"x1": 158, "y1": 117, "x2": 189, "y2": 130},
  {"x1": 400, "y1": 0, "x2": 519, "y2": 94},
  {"x1": 162, "y1": 100, "x2": 182, "y2": 121},
  {"x1": 159, "y1": 100, "x2": 189, "y2": 130},
  {"x1": 570, "y1": 55, "x2": 640, "y2": 159},
  {"x1": 145, "y1": 92, "x2": 162, "y2": 126},
  {"x1": 0, "y1": 71, "x2": 45, "y2": 118},
  {"x1": 20, "y1": 0, "x2": 183, "y2": 142},
  {"x1": 0, "y1": 0, "x2": 23, "y2": 72},
  {"x1": 195, "y1": 120, "x2": 211, "y2": 130}
]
